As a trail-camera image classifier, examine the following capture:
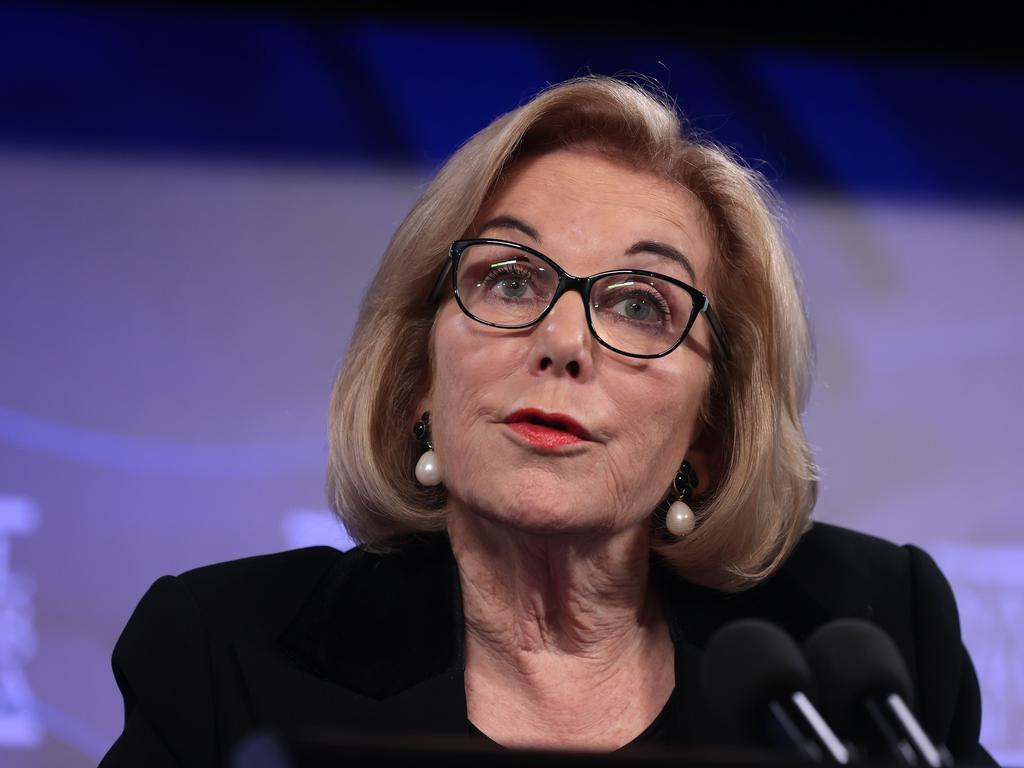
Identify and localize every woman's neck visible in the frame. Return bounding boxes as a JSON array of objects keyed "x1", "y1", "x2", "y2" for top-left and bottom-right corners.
[{"x1": 447, "y1": 507, "x2": 675, "y2": 750}]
